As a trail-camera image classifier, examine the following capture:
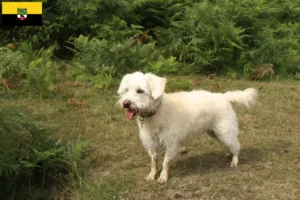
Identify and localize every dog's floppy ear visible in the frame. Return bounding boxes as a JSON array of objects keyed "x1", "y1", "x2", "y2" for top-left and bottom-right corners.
[
  {"x1": 117, "y1": 74, "x2": 129, "y2": 95},
  {"x1": 117, "y1": 83, "x2": 123, "y2": 95},
  {"x1": 145, "y1": 73, "x2": 167, "y2": 99}
]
